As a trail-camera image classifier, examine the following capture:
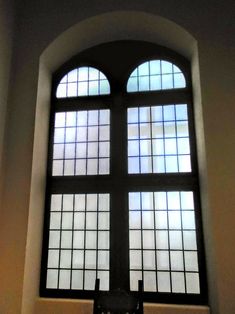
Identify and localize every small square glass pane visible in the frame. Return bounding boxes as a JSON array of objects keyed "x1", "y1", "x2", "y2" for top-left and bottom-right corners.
[
  {"x1": 186, "y1": 273, "x2": 200, "y2": 294},
  {"x1": 144, "y1": 271, "x2": 156, "y2": 292},
  {"x1": 98, "y1": 251, "x2": 109, "y2": 270},
  {"x1": 172, "y1": 272, "x2": 185, "y2": 293},
  {"x1": 170, "y1": 251, "x2": 184, "y2": 271},
  {"x1": 59, "y1": 270, "x2": 71, "y2": 289},
  {"x1": 157, "y1": 272, "x2": 171, "y2": 292},
  {"x1": 157, "y1": 251, "x2": 169, "y2": 270},
  {"x1": 130, "y1": 250, "x2": 142, "y2": 269}
]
